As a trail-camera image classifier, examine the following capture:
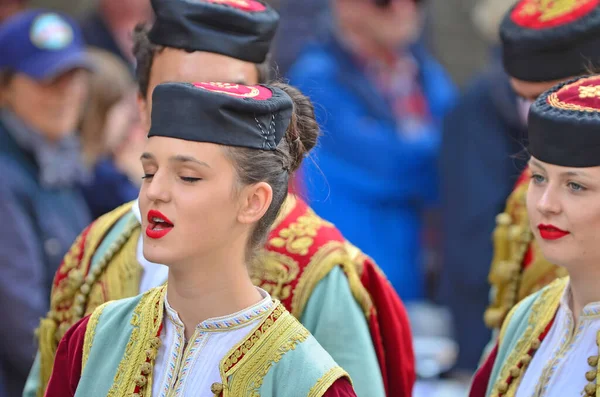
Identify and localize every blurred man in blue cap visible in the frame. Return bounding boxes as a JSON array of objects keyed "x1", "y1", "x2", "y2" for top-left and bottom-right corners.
[{"x1": 0, "y1": 9, "x2": 92, "y2": 396}]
